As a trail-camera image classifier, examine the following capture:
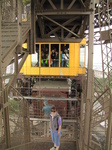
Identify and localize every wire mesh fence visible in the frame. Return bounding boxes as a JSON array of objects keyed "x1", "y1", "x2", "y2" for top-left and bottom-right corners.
[
  {"x1": 1, "y1": 0, "x2": 30, "y2": 22},
  {"x1": 91, "y1": 70, "x2": 111, "y2": 149},
  {"x1": 6, "y1": 142, "x2": 37, "y2": 150},
  {"x1": 0, "y1": 82, "x2": 81, "y2": 150},
  {"x1": 0, "y1": 85, "x2": 30, "y2": 149}
]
